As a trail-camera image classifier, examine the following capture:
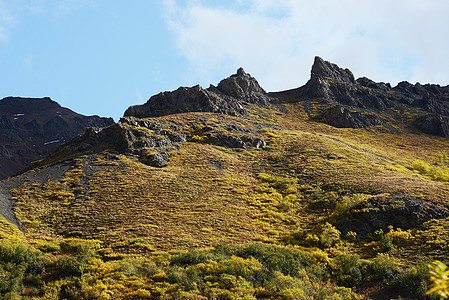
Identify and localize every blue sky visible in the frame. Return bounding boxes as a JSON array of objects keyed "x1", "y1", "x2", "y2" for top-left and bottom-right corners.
[{"x1": 1, "y1": 1, "x2": 449, "y2": 121}]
